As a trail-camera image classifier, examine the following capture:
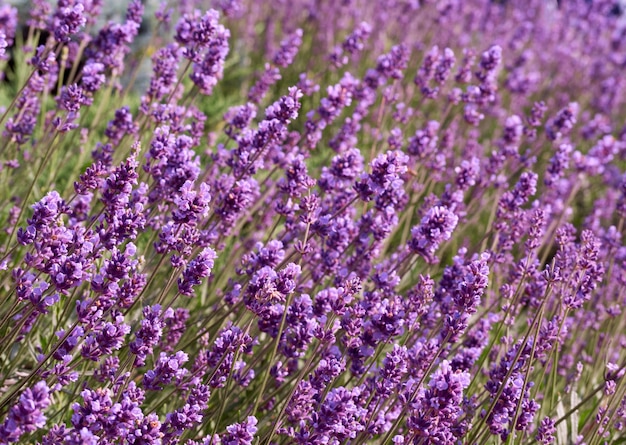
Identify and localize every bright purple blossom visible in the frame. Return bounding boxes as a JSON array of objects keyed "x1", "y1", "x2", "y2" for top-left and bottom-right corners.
[
  {"x1": 409, "y1": 206, "x2": 459, "y2": 262},
  {"x1": 0, "y1": 381, "x2": 51, "y2": 443},
  {"x1": 178, "y1": 247, "x2": 217, "y2": 296},
  {"x1": 130, "y1": 305, "x2": 167, "y2": 367},
  {"x1": 51, "y1": 2, "x2": 86, "y2": 43},
  {"x1": 222, "y1": 416, "x2": 258, "y2": 445},
  {"x1": 408, "y1": 360, "x2": 470, "y2": 443},
  {"x1": 272, "y1": 28, "x2": 303, "y2": 68},
  {"x1": 143, "y1": 351, "x2": 189, "y2": 390}
]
